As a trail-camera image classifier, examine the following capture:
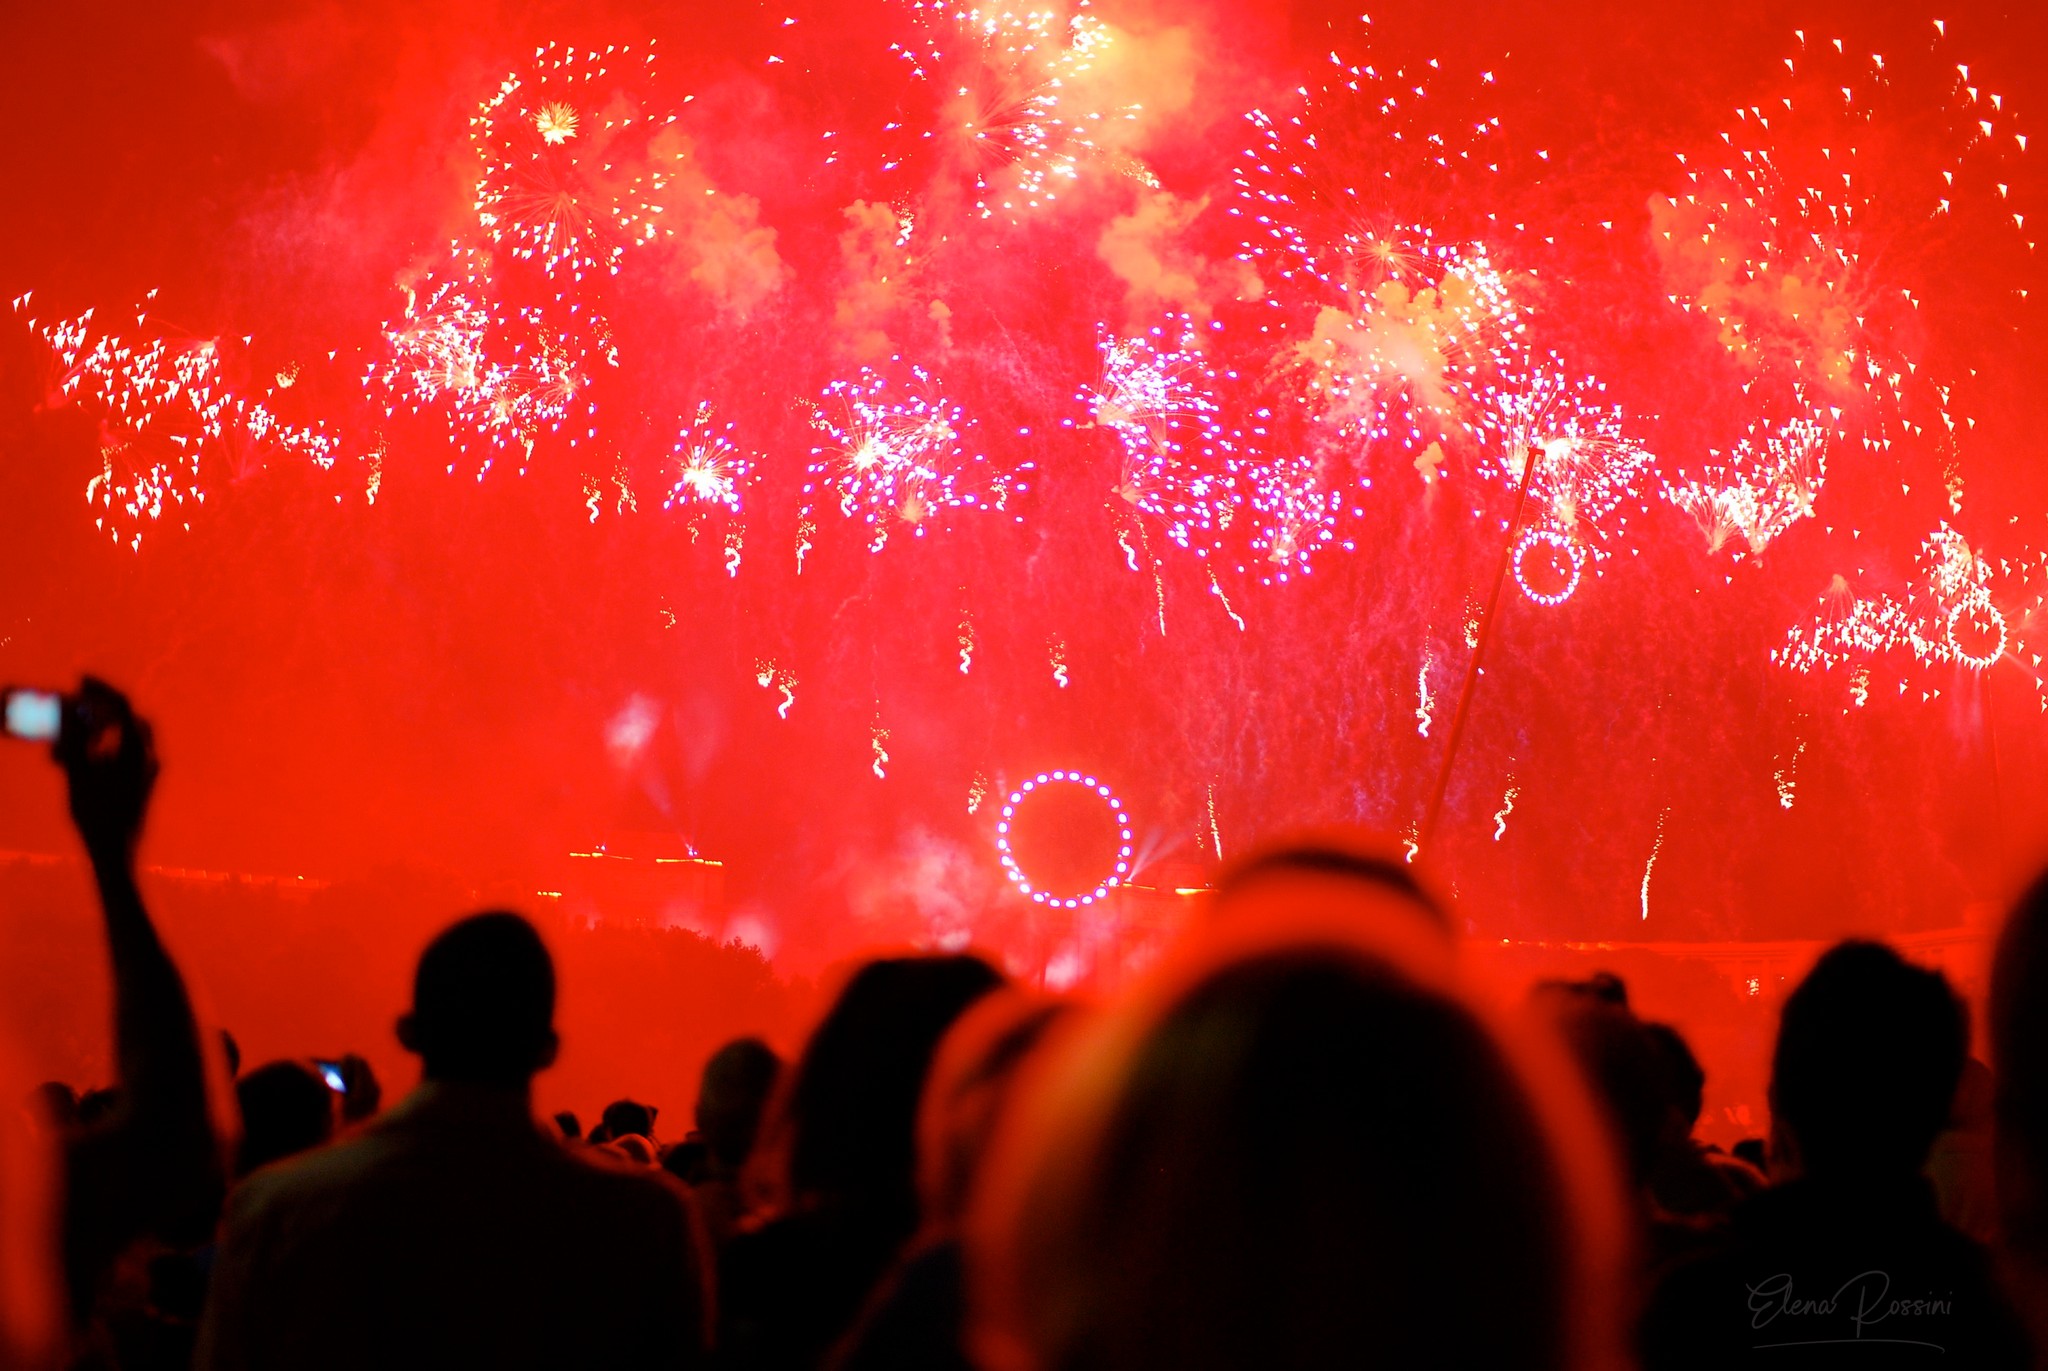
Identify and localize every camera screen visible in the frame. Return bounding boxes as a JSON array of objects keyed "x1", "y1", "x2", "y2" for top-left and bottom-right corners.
[{"x1": 4, "y1": 692, "x2": 62, "y2": 743}]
